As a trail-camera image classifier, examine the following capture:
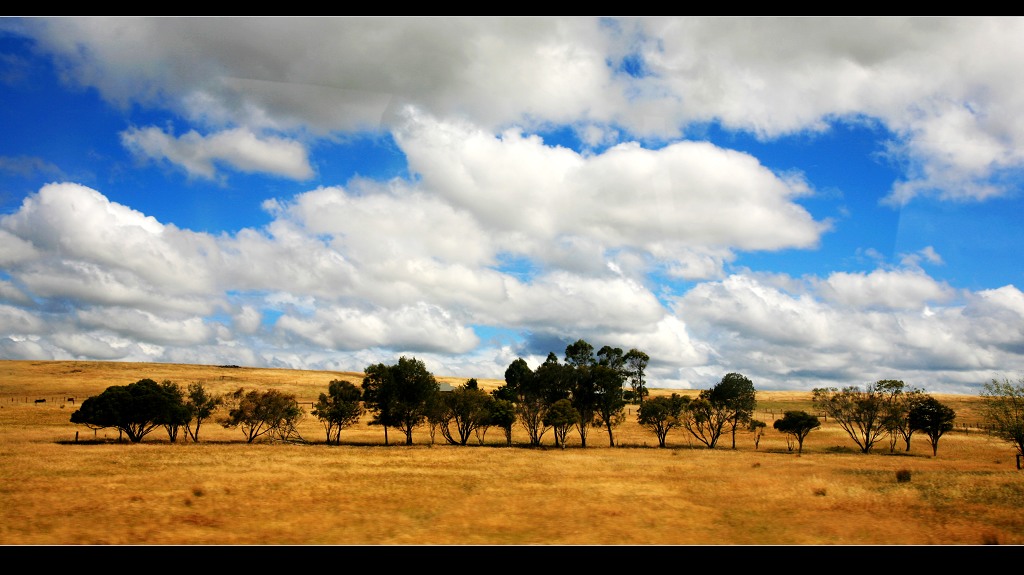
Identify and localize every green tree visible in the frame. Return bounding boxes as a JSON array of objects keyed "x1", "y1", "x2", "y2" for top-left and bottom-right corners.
[
  {"x1": 565, "y1": 339, "x2": 596, "y2": 369},
  {"x1": 361, "y1": 362, "x2": 400, "y2": 445},
  {"x1": 361, "y1": 356, "x2": 439, "y2": 446},
  {"x1": 680, "y1": 396, "x2": 728, "y2": 449},
  {"x1": 876, "y1": 380, "x2": 926, "y2": 452},
  {"x1": 220, "y1": 388, "x2": 304, "y2": 444},
  {"x1": 680, "y1": 373, "x2": 755, "y2": 449},
  {"x1": 709, "y1": 372, "x2": 757, "y2": 449},
  {"x1": 439, "y1": 383, "x2": 492, "y2": 445},
  {"x1": 424, "y1": 390, "x2": 447, "y2": 445},
  {"x1": 592, "y1": 363, "x2": 627, "y2": 447},
  {"x1": 565, "y1": 339, "x2": 598, "y2": 448},
  {"x1": 637, "y1": 393, "x2": 689, "y2": 447},
  {"x1": 500, "y1": 357, "x2": 548, "y2": 446},
  {"x1": 70, "y1": 378, "x2": 188, "y2": 443},
  {"x1": 311, "y1": 379, "x2": 365, "y2": 445},
  {"x1": 623, "y1": 348, "x2": 650, "y2": 406},
  {"x1": 773, "y1": 410, "x2": 821, "y2": 455},
  {"x1": 544, "y1": 398, "x2": 578, "y2": 448},
  {"x1": 487, "y1": 397, "x2": 517, "y2": 446},
  {"x1": 158, "y1": 380, "x2": 190, "y2": 443},
  {"x1": 748, "y1": 419, "x2": 767, "y2": 450},
  {"x1": 980, "y1": 376, "x2": 1024, "y2": 462},
  {"x1": 183, "y1": 381, "x2": 222, "y2": 443},
  {"x1": 812, "y1": 381, "x2": 895, "y2": 453},
  {"x1": 908, "y1": 396, "x2": 956, "y2": 456}
]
